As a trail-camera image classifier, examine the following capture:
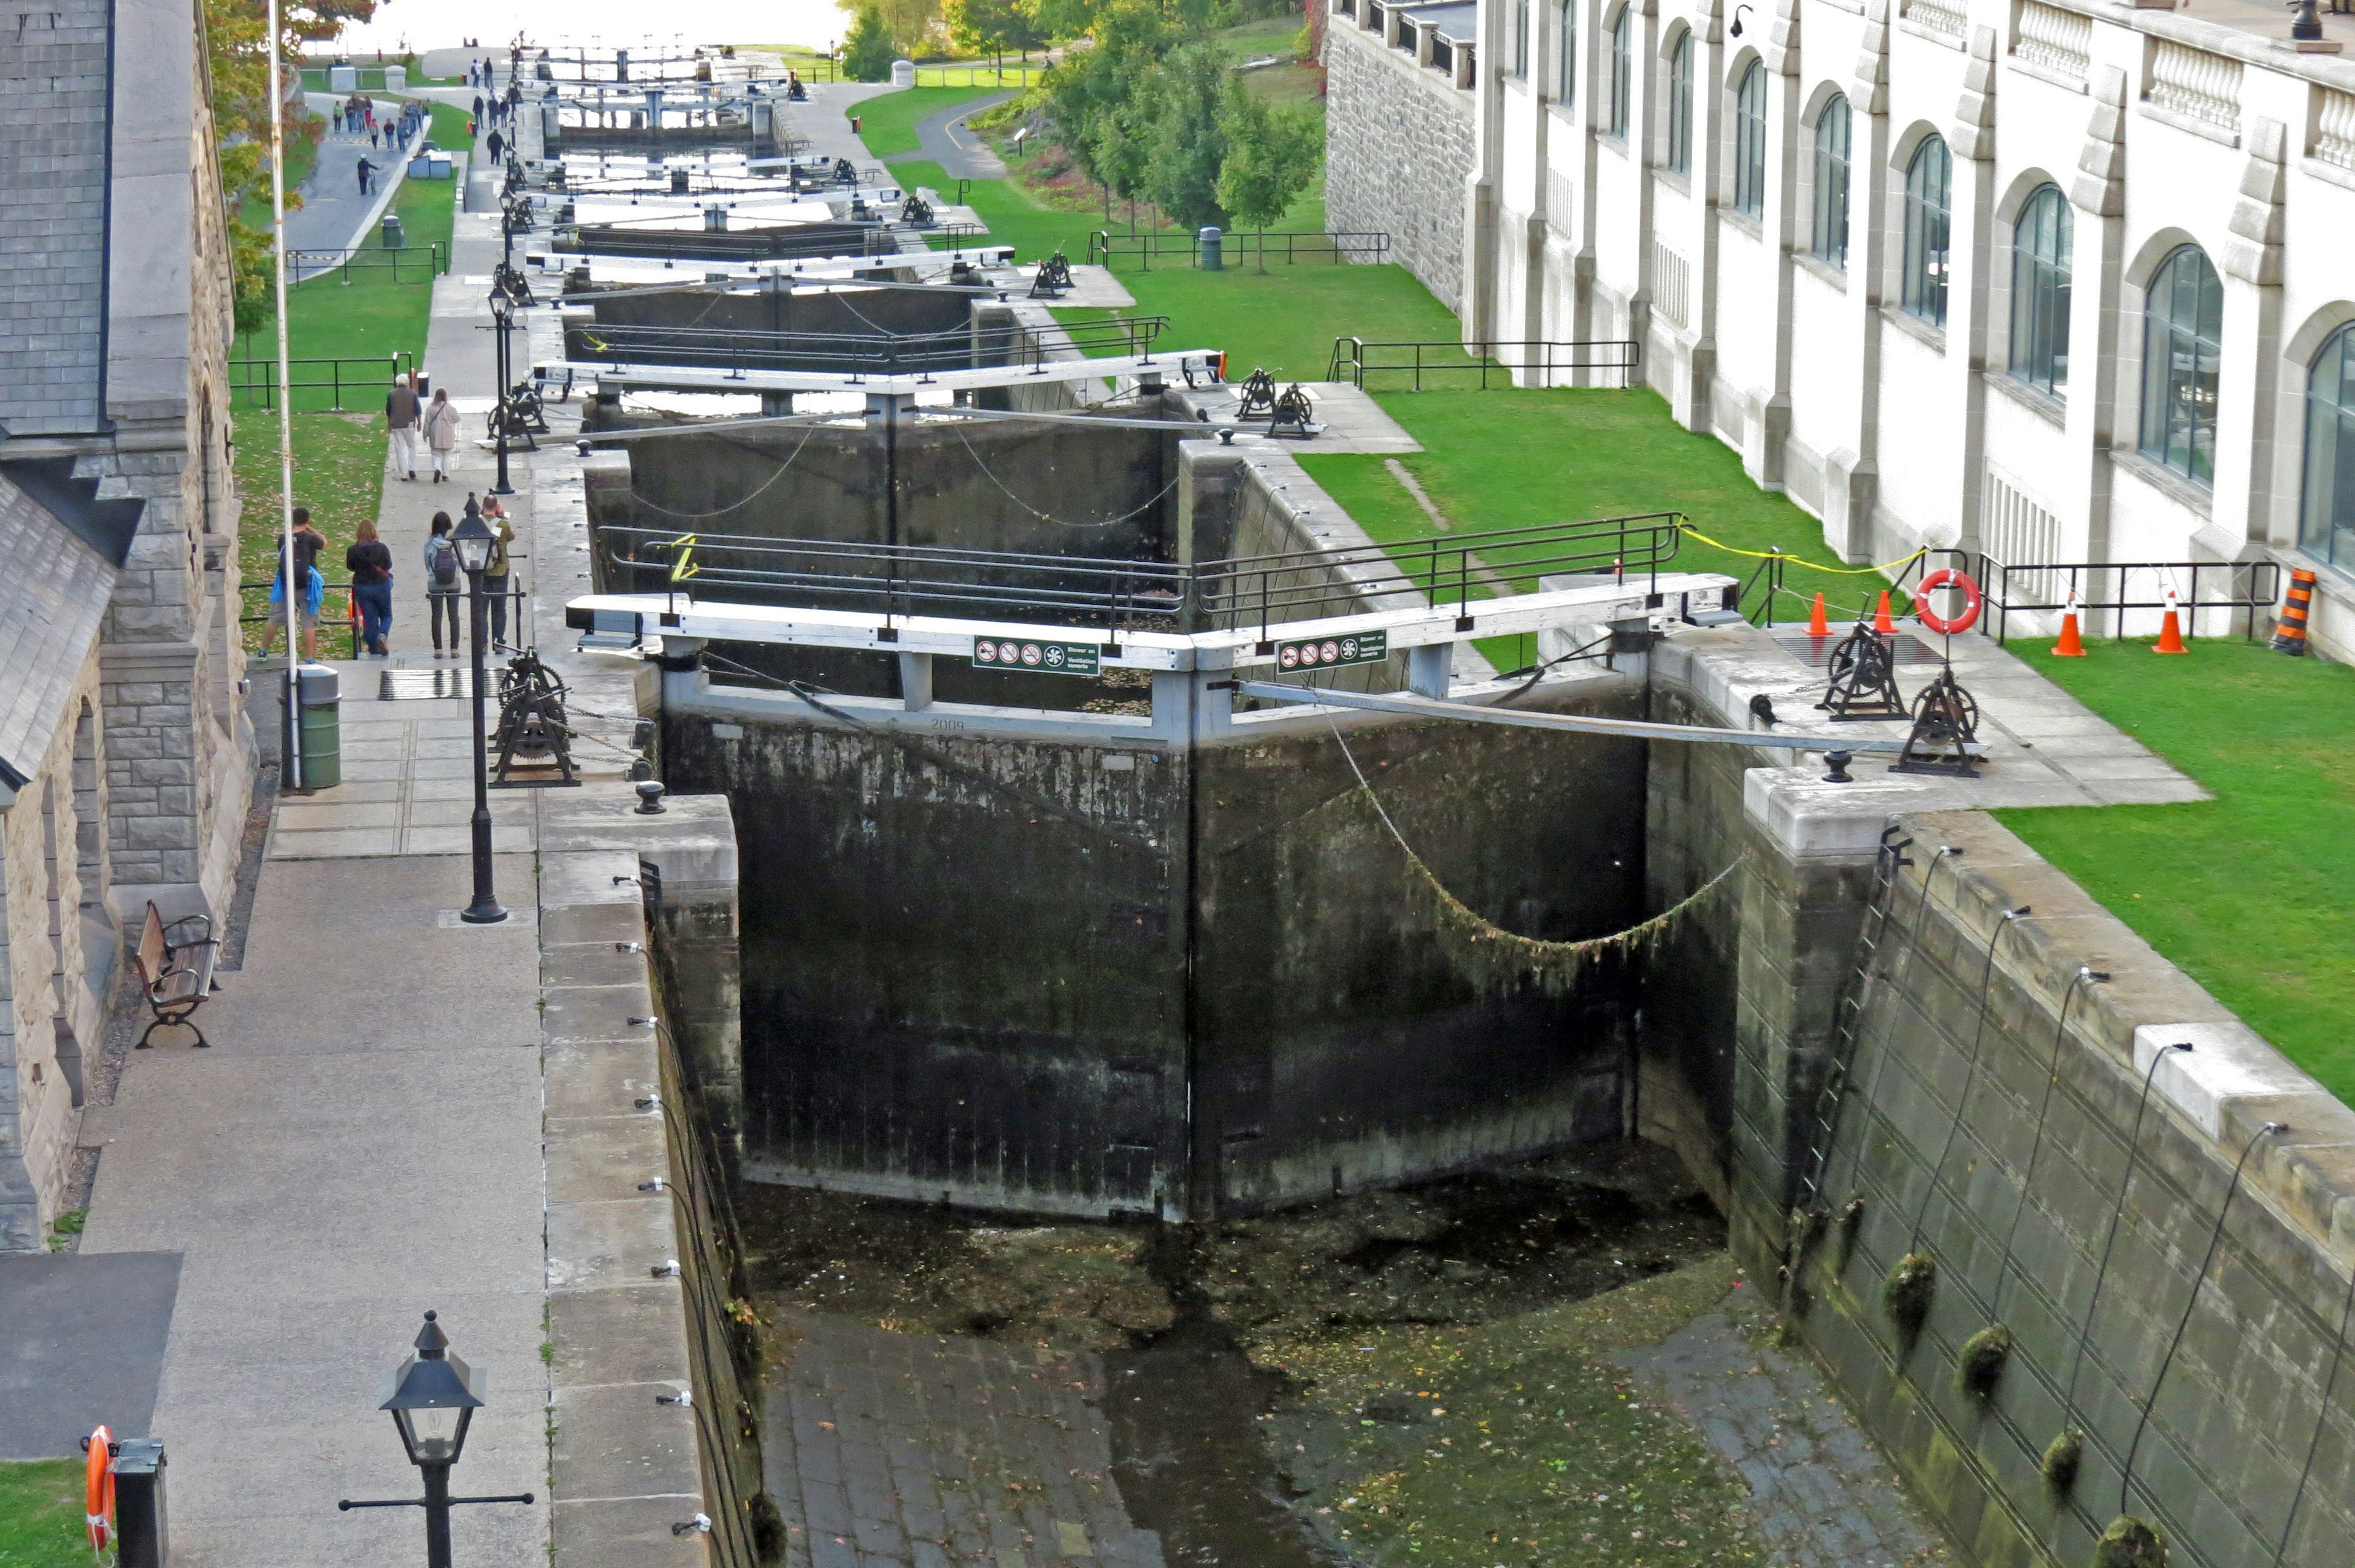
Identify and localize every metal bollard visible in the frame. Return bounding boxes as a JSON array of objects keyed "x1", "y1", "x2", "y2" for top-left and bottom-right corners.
[{"x1": 112, "y1": 1438, "x2": 169, "y2": 1568}]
